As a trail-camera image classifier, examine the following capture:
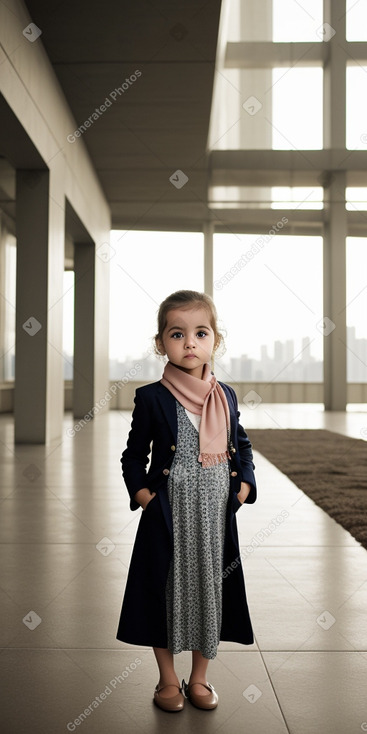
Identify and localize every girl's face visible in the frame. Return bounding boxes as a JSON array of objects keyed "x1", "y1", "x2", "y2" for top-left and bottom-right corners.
[{"x1": 156, "y1": 307, "x2": 215, "y2": 379}]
